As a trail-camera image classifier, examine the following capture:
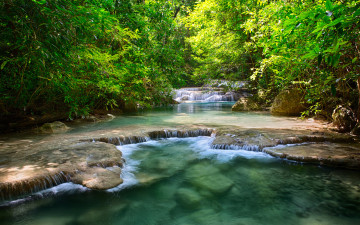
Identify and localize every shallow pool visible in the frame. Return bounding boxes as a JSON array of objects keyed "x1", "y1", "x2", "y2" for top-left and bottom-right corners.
[{"x1": 1, "y1": 136, "x2": 360, "y2": 225}]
